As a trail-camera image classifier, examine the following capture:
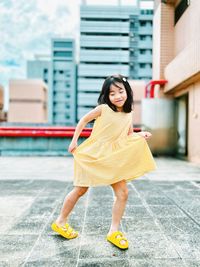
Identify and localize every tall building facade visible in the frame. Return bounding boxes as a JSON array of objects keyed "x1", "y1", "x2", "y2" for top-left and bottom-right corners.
[
  {"x1": 130, "y1": 9, "x2": 153, "y2": 80},
  {"x1": 78, "y1": 4, "x2": 153, "y2": 120},
  {"x1": 27, "y1": 55, "x2": 51, "y2": 88},
  {"x1": 49, "y1": 38, "x2": 76, "y2": 125}
]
